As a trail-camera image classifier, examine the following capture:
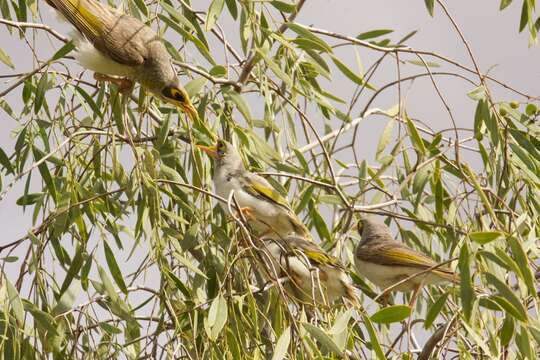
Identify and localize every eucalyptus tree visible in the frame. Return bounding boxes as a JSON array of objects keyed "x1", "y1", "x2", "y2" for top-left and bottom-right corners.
[{"x1": 0, "y1": 1, "x2": 539, "y2": 359}]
